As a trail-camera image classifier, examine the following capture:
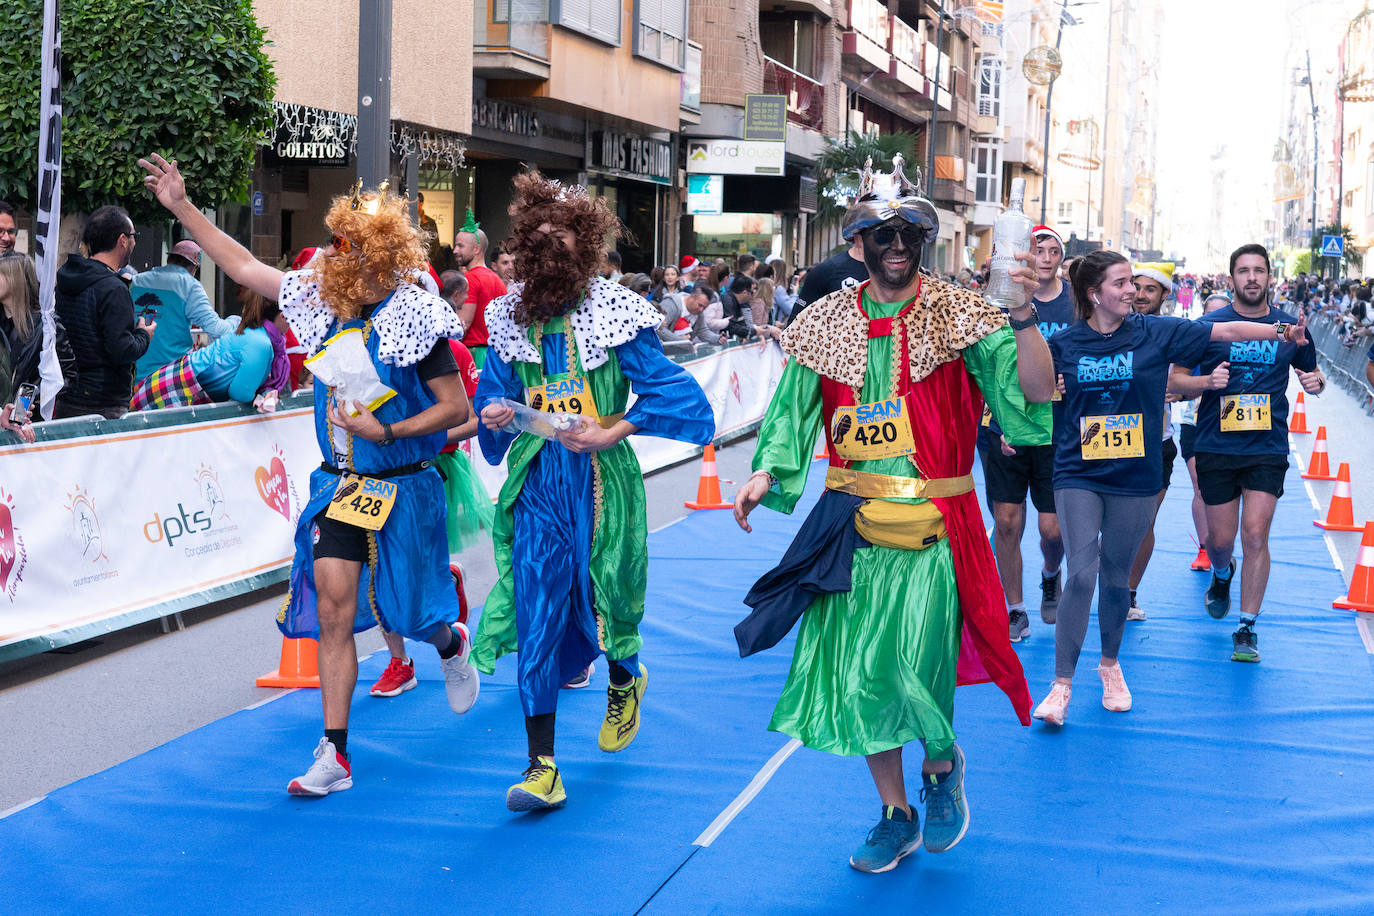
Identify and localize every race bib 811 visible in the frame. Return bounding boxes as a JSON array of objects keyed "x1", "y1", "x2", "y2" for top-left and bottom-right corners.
[
  {"x1": 831, "y1": 398, "x2": 917, "y2": 462},
  {"x1": 1079, "y1": 414, "x2": 1145, "y2": 461},
  {"x1": 1220, "y1": 394, "x2": 1270, "y2": 432}
]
